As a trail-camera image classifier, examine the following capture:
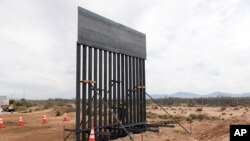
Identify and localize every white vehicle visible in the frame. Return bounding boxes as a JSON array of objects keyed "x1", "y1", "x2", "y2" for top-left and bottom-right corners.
[
  {"x1": 0, "y1": 95, "x2": 14, "y2": 112},
  {"x1": 1, "y1": 104, "x2": 14, "y2": 112}
]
